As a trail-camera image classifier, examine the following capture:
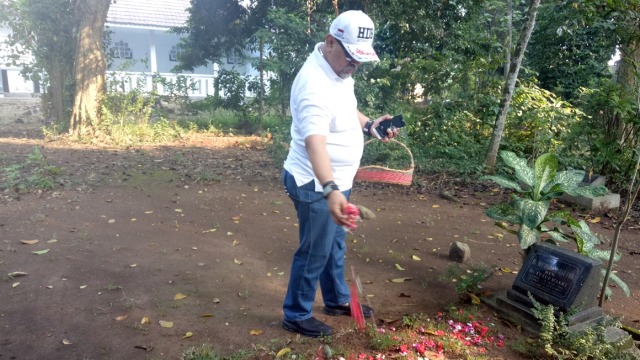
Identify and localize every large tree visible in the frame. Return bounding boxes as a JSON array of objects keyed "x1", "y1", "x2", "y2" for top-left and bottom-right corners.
[
  {"x1": 0, "y1": 0, "x2": 76, "y2": 126},
  {"x1": 69, "y1": 0, "x2": 111, "y2": 137},
  {"x1": 0, "y1": 0, "x2": 112, "y2": 137}
]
